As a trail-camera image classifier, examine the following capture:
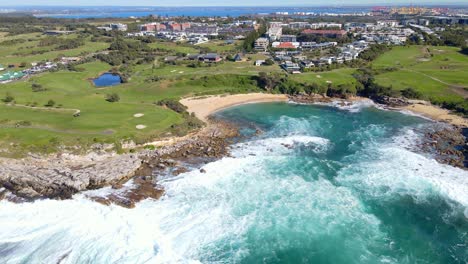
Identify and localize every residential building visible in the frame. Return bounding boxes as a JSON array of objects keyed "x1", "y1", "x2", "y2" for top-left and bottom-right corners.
[
  {"x1": 281, "y1": 61, "x2": 301, "y2": 73},
  {"x1": 310, "y1": 23, "x2": 342, "y2": 29},
  {"x1": 280, "y1": 35, "x2": 297, "y2": 42},
  {"x1": 302, "y1": 29, "x2": 347, "y2": 38},
  {"x1": 376, "y1": 20, "x2": 400, "y2": 28},
  {"x1": 301, "y1": 41, "x2": 337, "y2": 50},
  {"x1": 288, "y1": 22, "x2": 310, "y2": 29},
  {"x1": 272, "y1": 42, "x2": 300, "y2": 49},
  {"x1": 254, "y1": 38, "x2": 270, "y2": 51},
  {"x1": 110, "y1": 23, "x2": 128, "y2": 31},
  {"x1": 267, "y1": 26, "x2": 283, "y2": 41}
]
